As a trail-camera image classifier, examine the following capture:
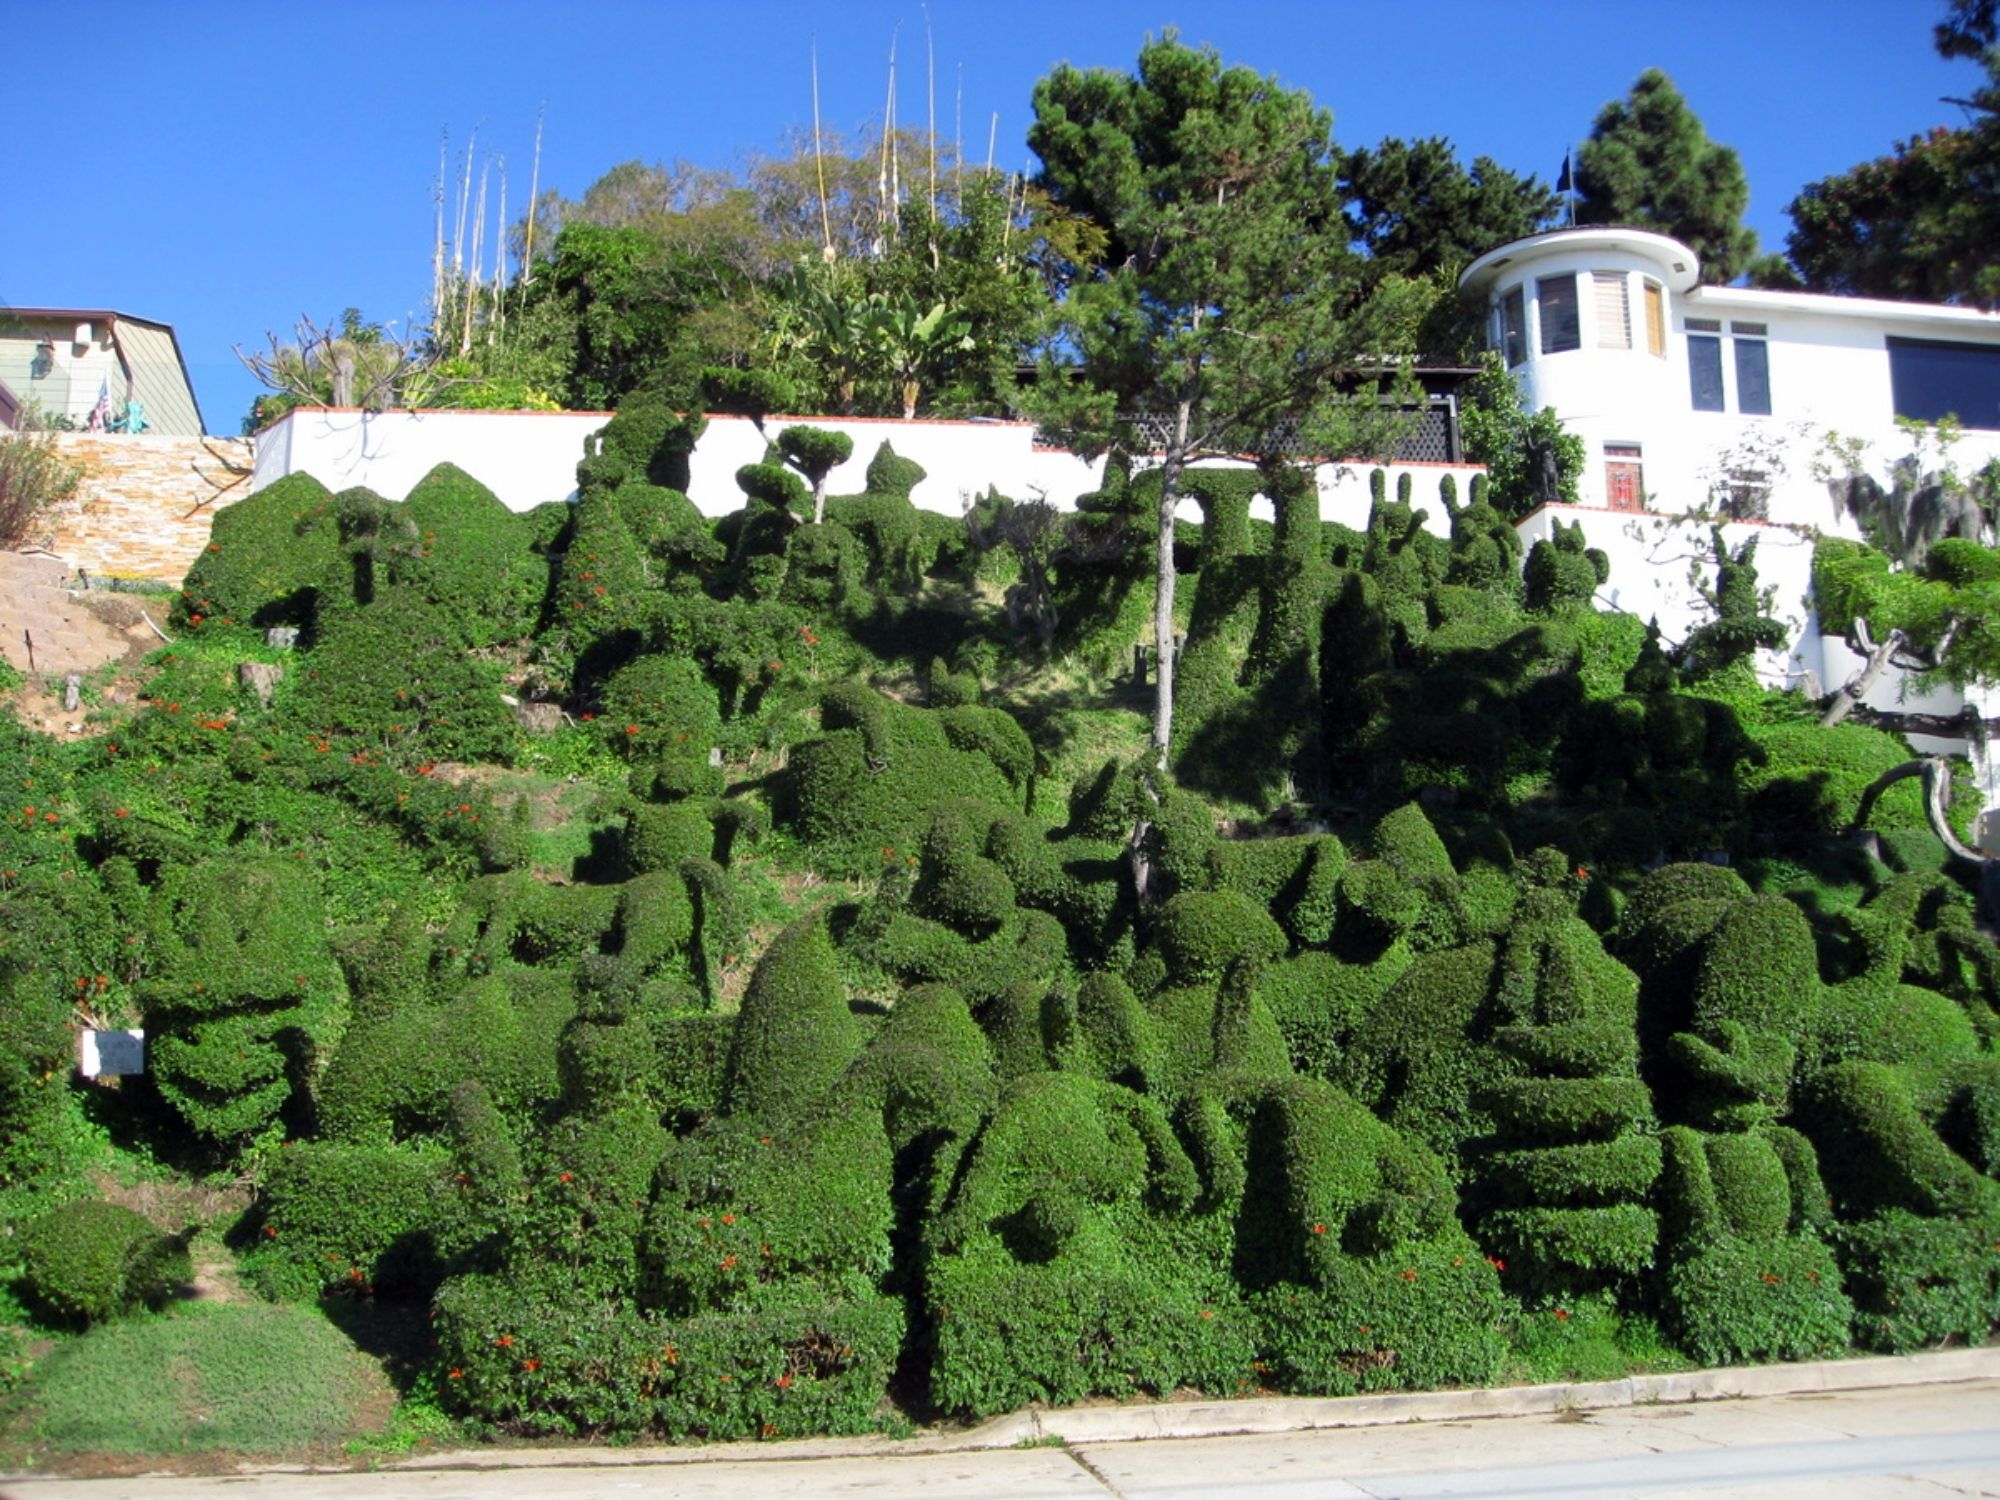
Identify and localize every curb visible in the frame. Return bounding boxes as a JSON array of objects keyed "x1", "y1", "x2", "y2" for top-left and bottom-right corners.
[{"x1": 379, "y1": 1345, "x2": 2000, "y2": 1473}]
